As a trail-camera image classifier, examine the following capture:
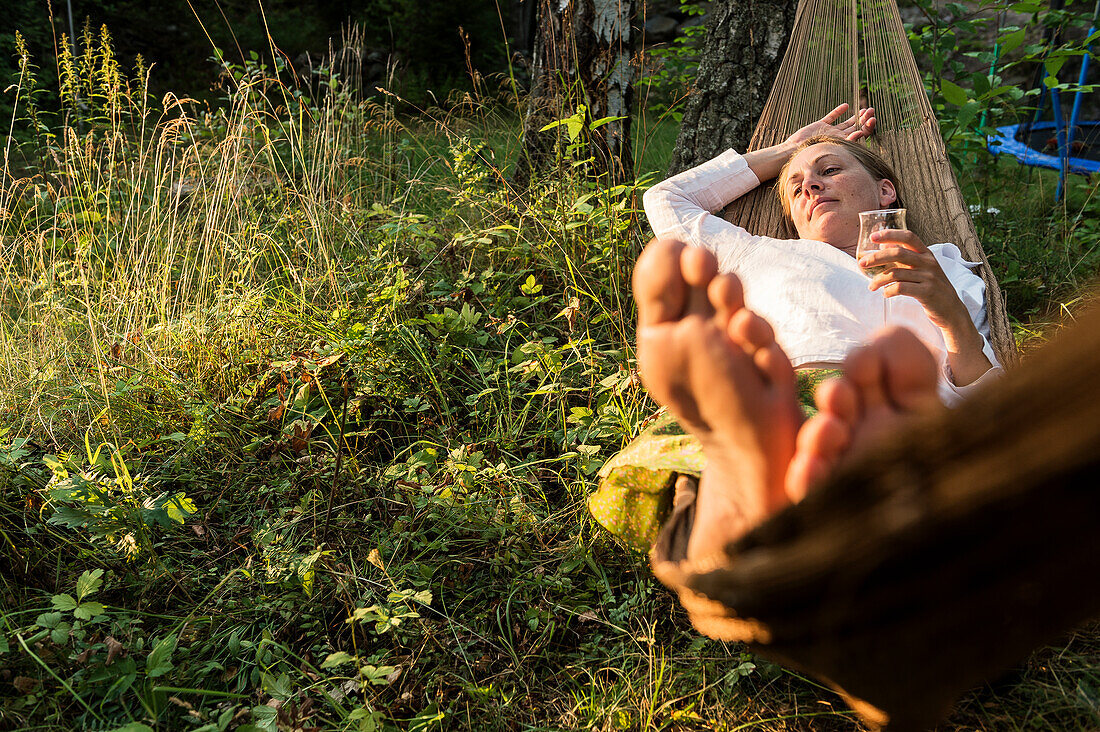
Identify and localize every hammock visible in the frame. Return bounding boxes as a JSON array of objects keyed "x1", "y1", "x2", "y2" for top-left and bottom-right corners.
[{"x1": 724, "y1": 0, "x2": 1018, "y2": 365}]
